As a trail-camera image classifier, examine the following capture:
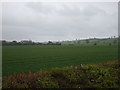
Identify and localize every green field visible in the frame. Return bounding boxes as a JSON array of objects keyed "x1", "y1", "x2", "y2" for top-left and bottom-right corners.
[{"x1": 2, "y1": 45, "x2": 118, "y2": 76}]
